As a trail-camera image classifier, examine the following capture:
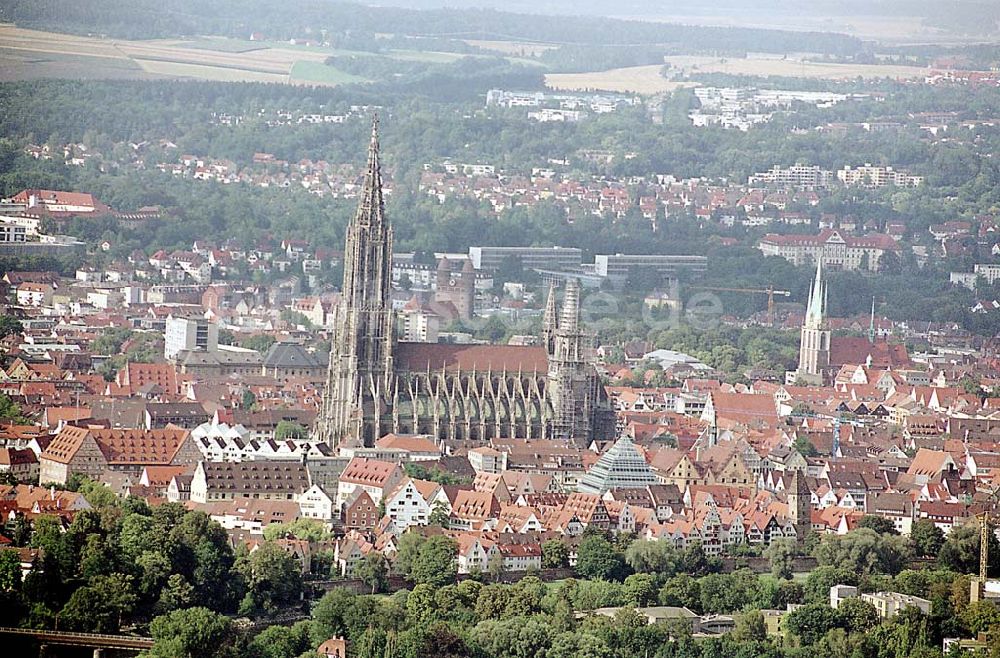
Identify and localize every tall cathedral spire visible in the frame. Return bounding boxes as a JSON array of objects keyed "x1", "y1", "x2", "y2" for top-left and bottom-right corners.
[
  {"x1": 317, "y1": 114, "x2": 395, "y2": 450},
  {"x1": 357, "y1": 115, "x2": 386, "y2": 229},
  {"x1": 341, "y1": 115, "x2": 392, "y2": 310}
]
